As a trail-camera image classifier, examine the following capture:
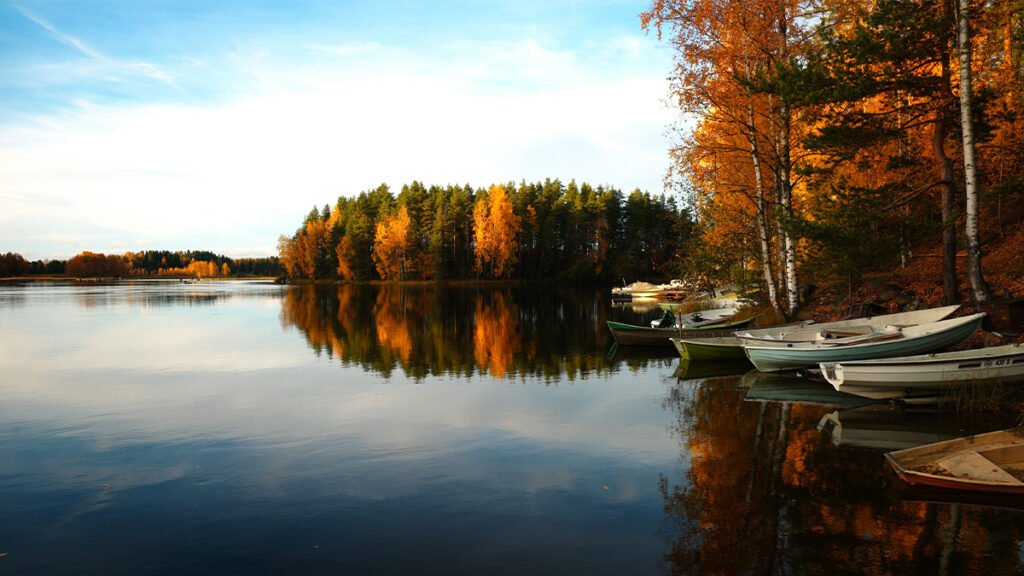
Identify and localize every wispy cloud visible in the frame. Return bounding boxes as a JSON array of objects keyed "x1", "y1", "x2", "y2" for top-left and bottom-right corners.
[
  {"x1": 306, "y1": 41, "x2": 381, "y2": 57},
  {"x1": 13, "y1": 4, "x2": 179, "y2": 89}
]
